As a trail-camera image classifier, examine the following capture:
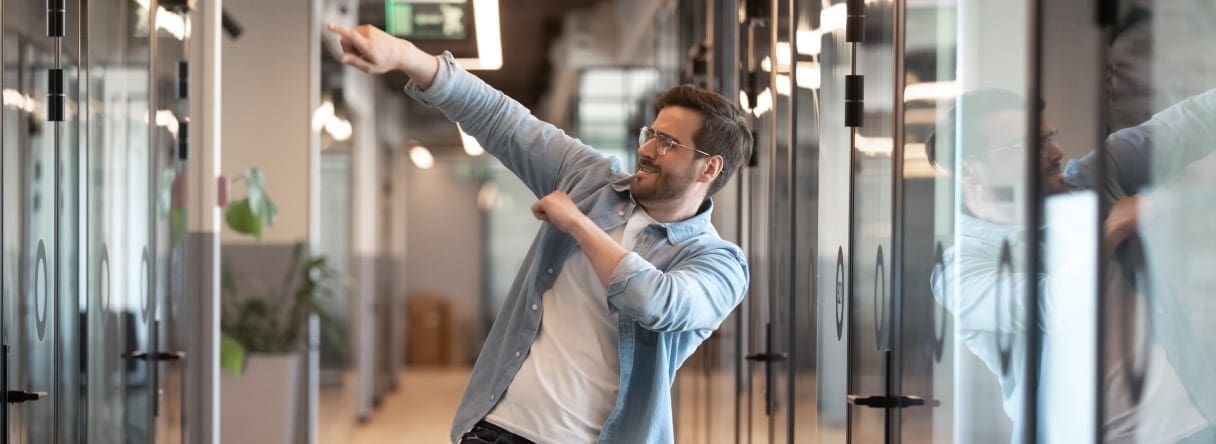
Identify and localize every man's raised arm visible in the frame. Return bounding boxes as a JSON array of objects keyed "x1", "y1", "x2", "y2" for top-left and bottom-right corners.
[{"x1": 328, "y1": 24, "x2": 606, "y2": 198}]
